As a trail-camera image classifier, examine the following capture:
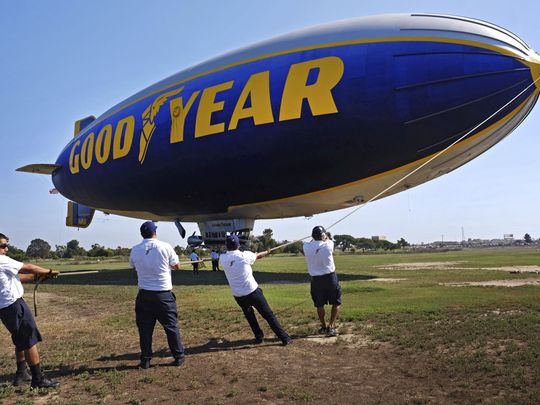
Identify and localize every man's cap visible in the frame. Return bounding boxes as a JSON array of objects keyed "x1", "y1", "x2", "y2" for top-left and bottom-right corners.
[
  {"x1": 226, "y1": 234, "x2": 240, "y2": 248},
  {"x1": 140, "y1": 221, "x2": 158, "y2": 235},
  {"x1": 311, "y1": 226, "x2": 326, "y2": 239}
]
